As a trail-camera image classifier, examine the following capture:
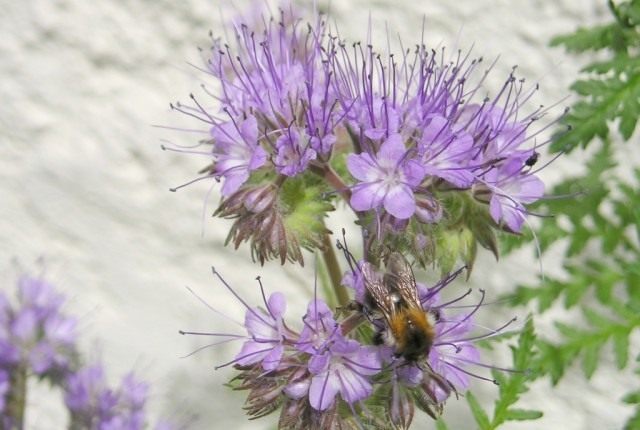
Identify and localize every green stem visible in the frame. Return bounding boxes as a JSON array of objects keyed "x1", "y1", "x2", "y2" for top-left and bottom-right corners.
[
  {"x1": 321, "y1": 232, "x2": 350, "y2": 307},
  {"x1": 4, "y1": 365, "x2": 27, "y2": 429}
]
